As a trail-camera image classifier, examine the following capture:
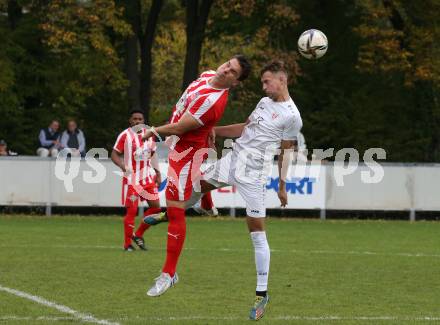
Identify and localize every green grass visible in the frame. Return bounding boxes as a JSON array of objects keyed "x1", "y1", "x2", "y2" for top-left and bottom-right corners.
[{"x1": 0, "y1": 215, "x2": 440, "y2": 324}]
